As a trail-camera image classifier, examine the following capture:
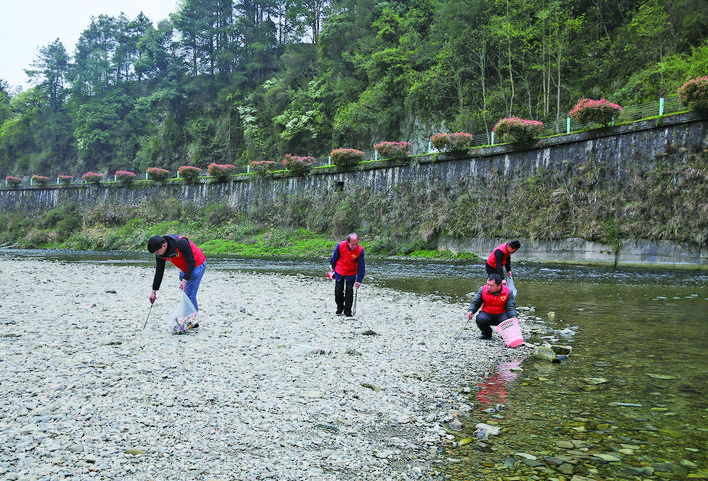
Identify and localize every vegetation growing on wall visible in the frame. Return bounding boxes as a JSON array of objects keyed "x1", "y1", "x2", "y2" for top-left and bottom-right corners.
[{"x1": 1, "y1": 145, "x2": 705, "y2": 256}]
